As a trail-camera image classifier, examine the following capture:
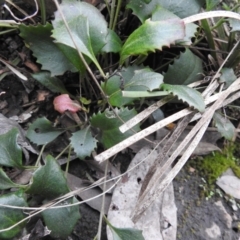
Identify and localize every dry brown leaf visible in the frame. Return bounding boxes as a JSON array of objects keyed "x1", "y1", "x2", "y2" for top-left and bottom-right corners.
[
  {"x1": 37, "y1": 90, "x2": 49, "y2": 102},
  {"x1": 67, "y1": 173, "x2": 111, "y2": 214},
  {"x1": 107, "y1": 147, "x2": 177, "y2": 240}
]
